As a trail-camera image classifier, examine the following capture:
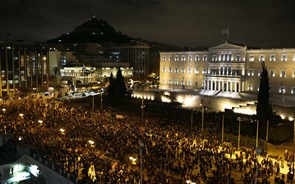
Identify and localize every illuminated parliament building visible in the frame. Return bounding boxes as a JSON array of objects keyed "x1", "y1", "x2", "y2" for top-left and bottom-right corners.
[{"x1": 160, "y1": 41, "x2": 295, "y2": 96}]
